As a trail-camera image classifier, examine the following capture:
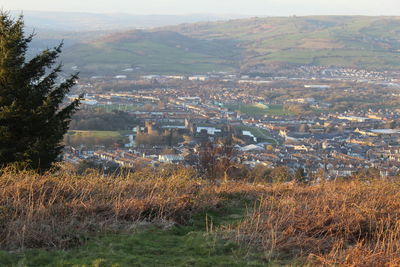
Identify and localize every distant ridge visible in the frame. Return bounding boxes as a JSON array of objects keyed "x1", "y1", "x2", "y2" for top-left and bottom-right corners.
[{"x1": 60, "y1": 16, "x2": 400, "y2": 74}]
